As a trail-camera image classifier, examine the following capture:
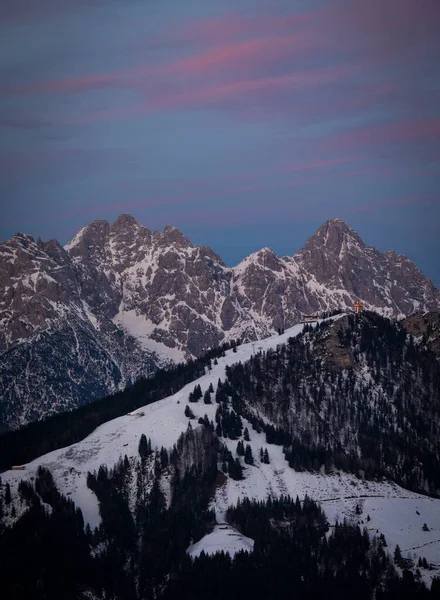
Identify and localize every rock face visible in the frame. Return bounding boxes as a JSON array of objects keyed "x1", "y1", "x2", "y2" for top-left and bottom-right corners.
[
  {"x1": 1, "y1": 215, "x2": 439, "y2": 431},
  {"x1": 402, "y1": 312, "x2": 440, "y2": 357},
  {"x1": 0, "y1": 229, "x2": 158, "y2": 432}
]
